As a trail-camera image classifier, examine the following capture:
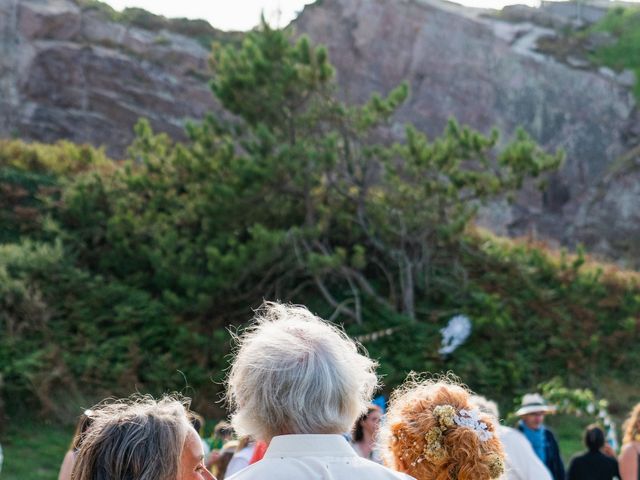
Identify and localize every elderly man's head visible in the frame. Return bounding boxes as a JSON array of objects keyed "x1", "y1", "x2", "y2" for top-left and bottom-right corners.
[
  {"x1": 516, "y1": 393, "x2": 554, "y2": 430},
  {"x1": 226, "y1": 301, "x2": 379, "y2": 441}
]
